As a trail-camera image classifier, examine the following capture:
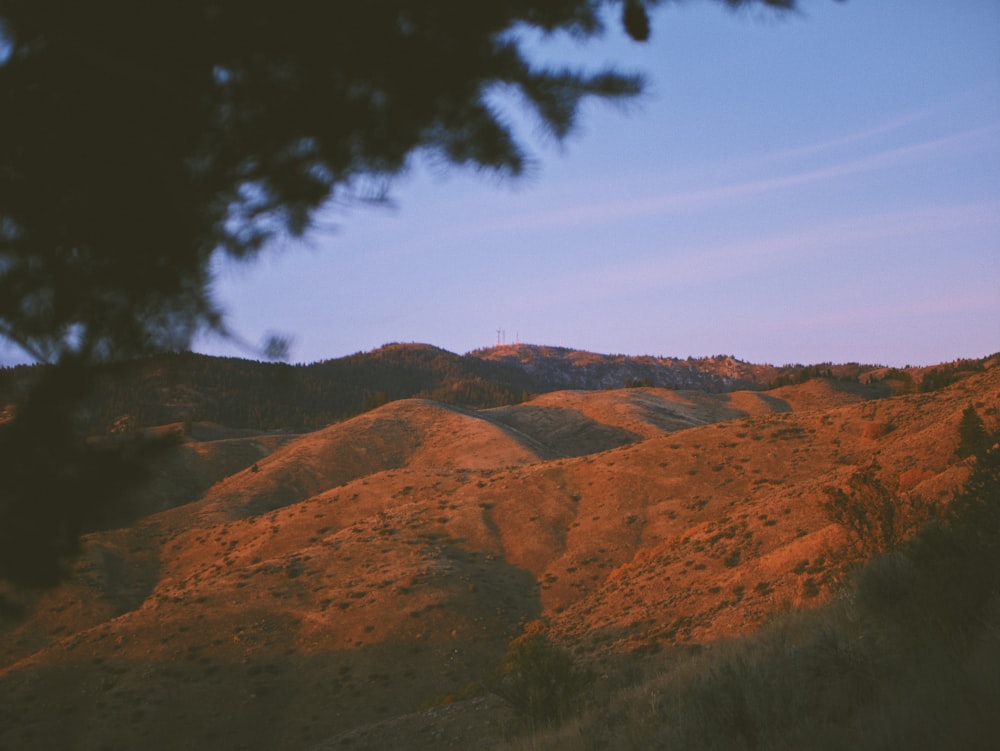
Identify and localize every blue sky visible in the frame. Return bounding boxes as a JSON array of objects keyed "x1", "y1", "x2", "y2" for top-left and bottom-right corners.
[{"x1": 199, "y1": 1, "x2": 1000, "y2": 367}]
